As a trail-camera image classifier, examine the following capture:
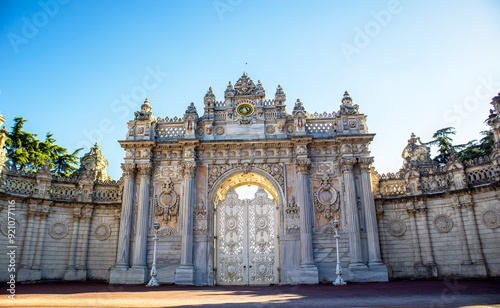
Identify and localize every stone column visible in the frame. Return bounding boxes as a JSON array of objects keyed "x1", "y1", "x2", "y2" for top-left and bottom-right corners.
[
  {"x1": 415, "y1": 201, "x2": 435, "y2": 265},
  {"x1": 110, "y1": 163, "x2": 136, "y2": 284},
  {"x1": 295, "y1": 158, "x2": 318, "y2": 283},
  {"x1": 19, "y1": 202, "x2": 38, "y2": 268},
  {"x1": 175, "y1": 161, "x2": 197, "y2": 285},
  {"x1": 359, "y1": 158, "x2": 383, "y2": 265},
  {"x1": 77, "y1": 205, "x2": 93, "y2": 272},
  {"x1": 462, "y1": 198, "x2": 485, "y2": 264},
  {"x1": 451, "y1": 197, "x2": 472, "y2": 264},
  {"x1": 131, "y1": 163, "x2": 152, "y2": 281},
  {"x1": 114, "y1": 163, "x2": 136, "y2": 268},
  {"x1": 406, "y1": 203, "x2": 422, "y2": 265},
  {"x1": 341, "y1": 158, "x2": 364, "y2": 267},
  {"x1": 32, "y1": 203, "x2": 50, "y2": 270},
  {"x1": 64, "y1": 206, "x2": 82, "y2": 280}
]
